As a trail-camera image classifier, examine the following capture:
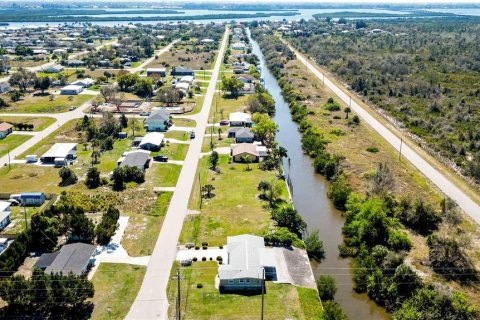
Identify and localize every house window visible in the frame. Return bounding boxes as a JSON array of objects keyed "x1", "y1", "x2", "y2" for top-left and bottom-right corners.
[
  {"x1": 228, "y1": 280, "x2": 234, "y2": 284},
  {"x1": 239, "y1": 279, "x2": 245, "y2": 284},
  {"x1": 245, "y1": 279, "x2": 250, "y2": 284}
]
